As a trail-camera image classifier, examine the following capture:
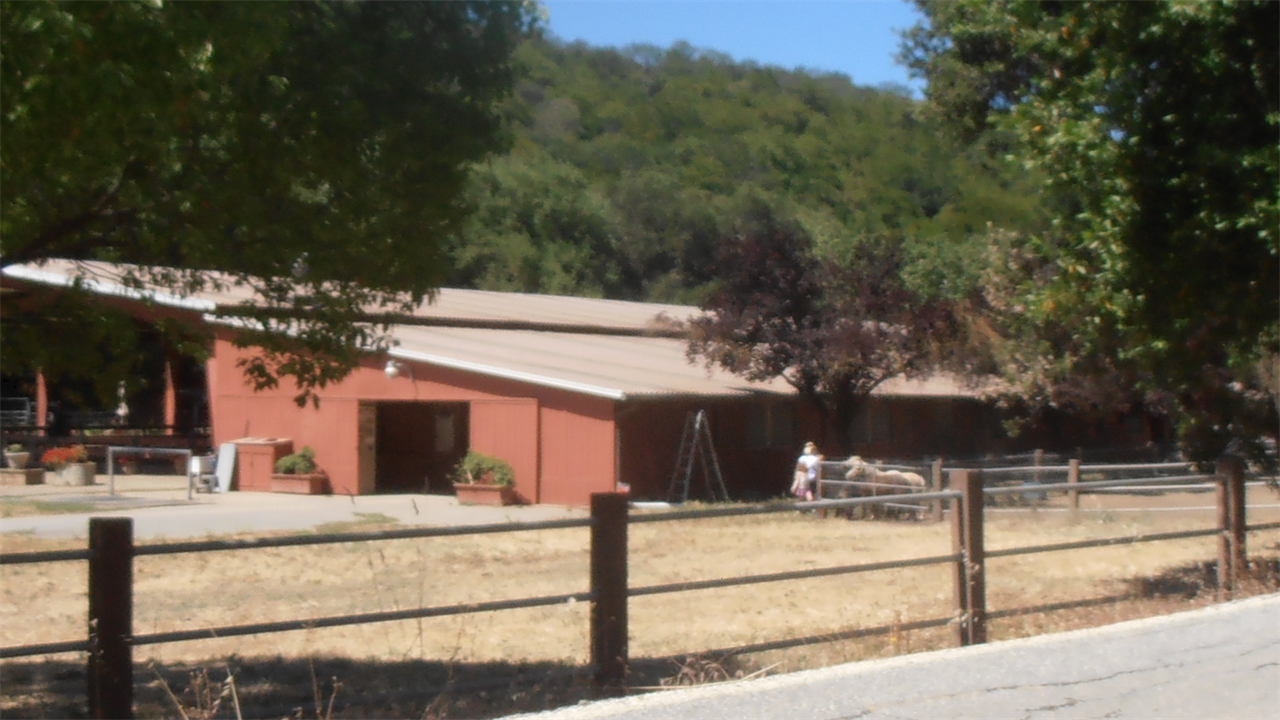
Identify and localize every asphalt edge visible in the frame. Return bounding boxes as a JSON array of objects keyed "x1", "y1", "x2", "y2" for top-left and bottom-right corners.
[{"x1": 506, "y1": 592, "x2": 1280, "y2": 719}]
